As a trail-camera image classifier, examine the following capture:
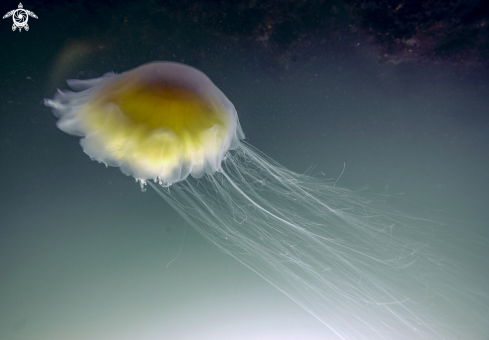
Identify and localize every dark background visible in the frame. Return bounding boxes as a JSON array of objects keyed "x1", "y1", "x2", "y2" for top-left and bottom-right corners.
[{"x1": 1, "y1": 1, "x2": 488, "y2": 339}]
